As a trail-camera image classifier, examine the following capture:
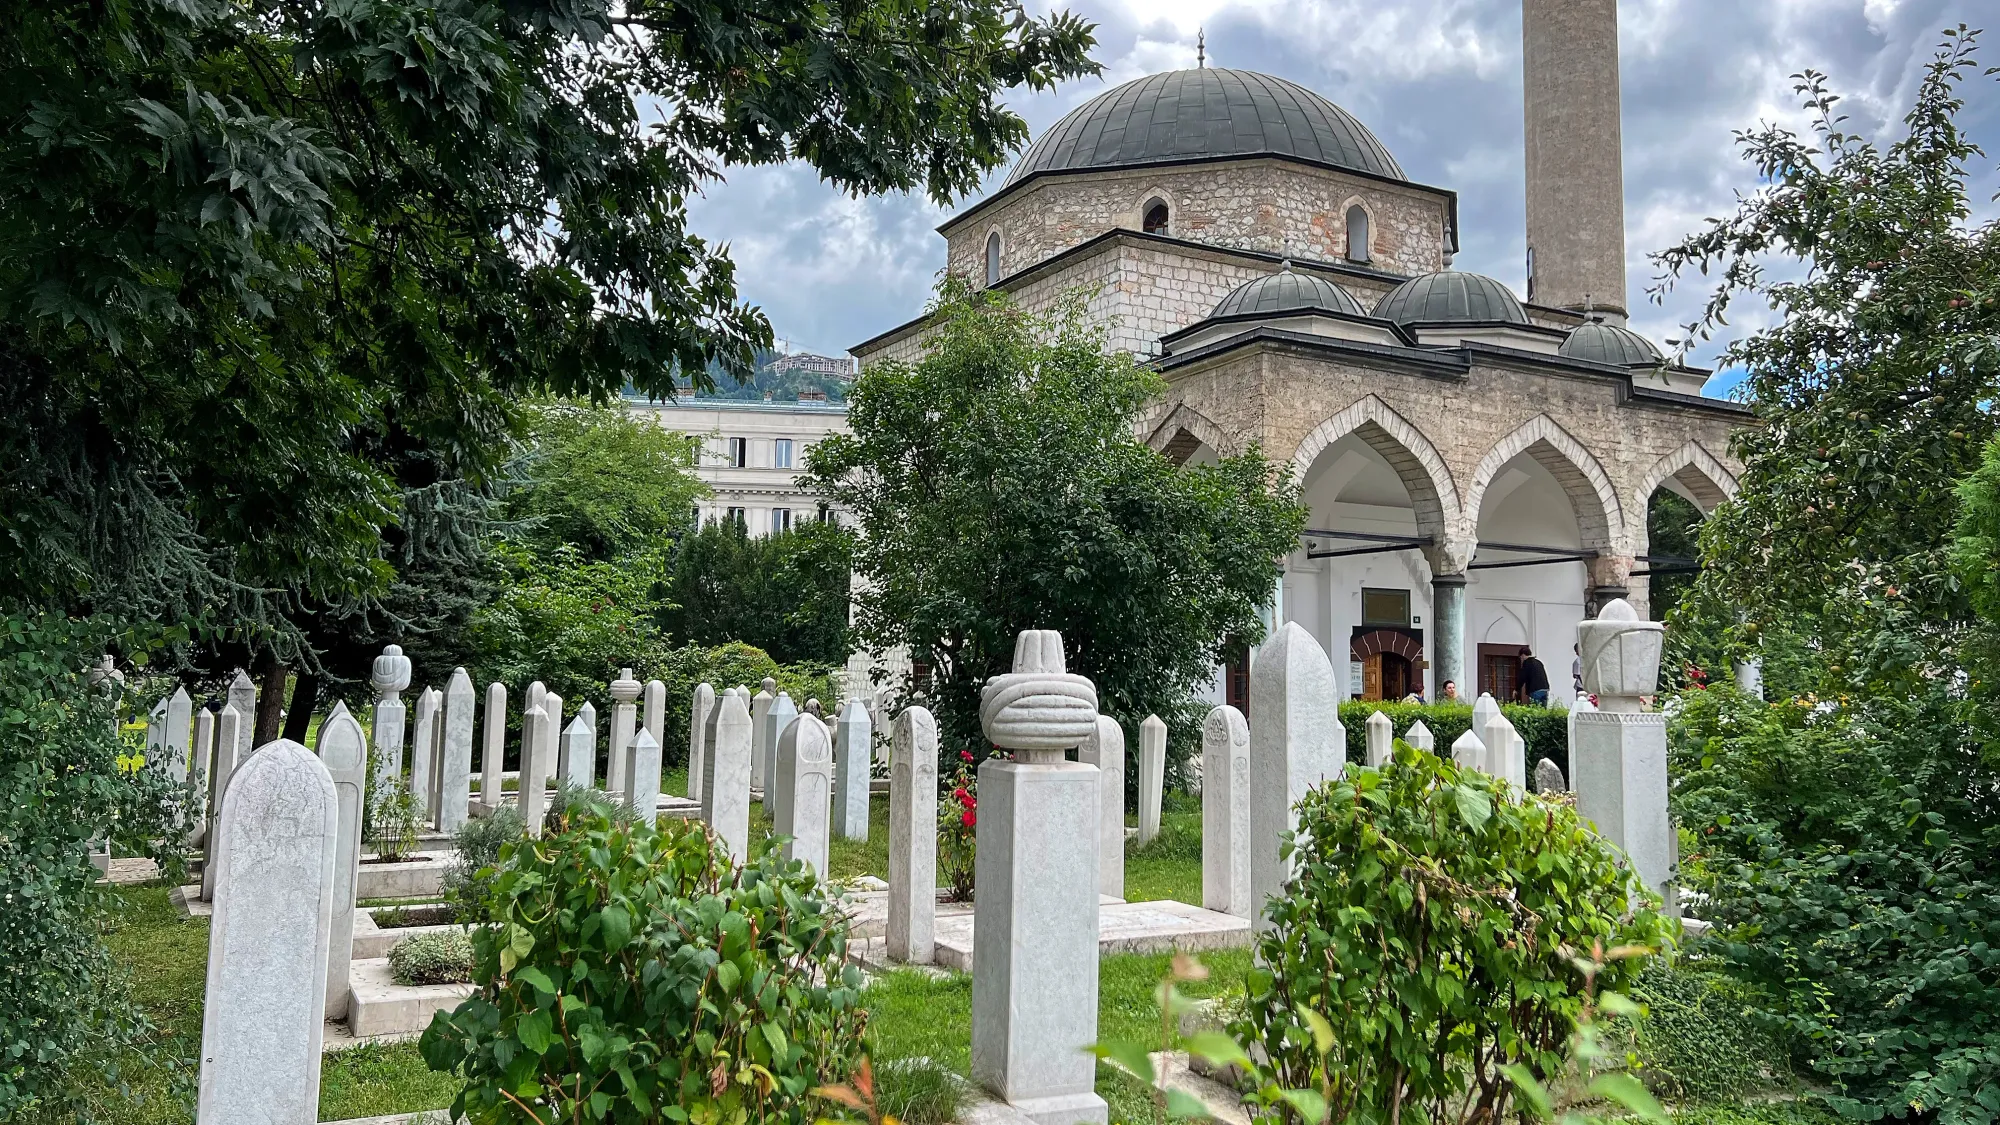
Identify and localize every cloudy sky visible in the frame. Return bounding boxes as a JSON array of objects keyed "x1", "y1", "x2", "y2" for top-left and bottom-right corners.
[{"x1": 686, "y1": 0, "x2": 2000, "y2": 395}]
